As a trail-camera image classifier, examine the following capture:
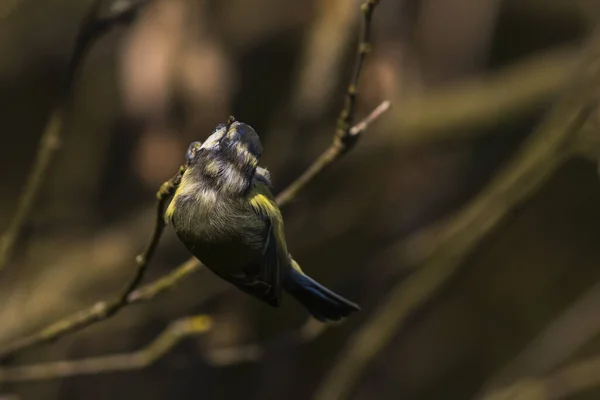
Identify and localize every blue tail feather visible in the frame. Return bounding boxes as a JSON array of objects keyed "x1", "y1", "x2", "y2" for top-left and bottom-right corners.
[{"x1": 283, "y1": 266, "x2": 360, "y2": 322}]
